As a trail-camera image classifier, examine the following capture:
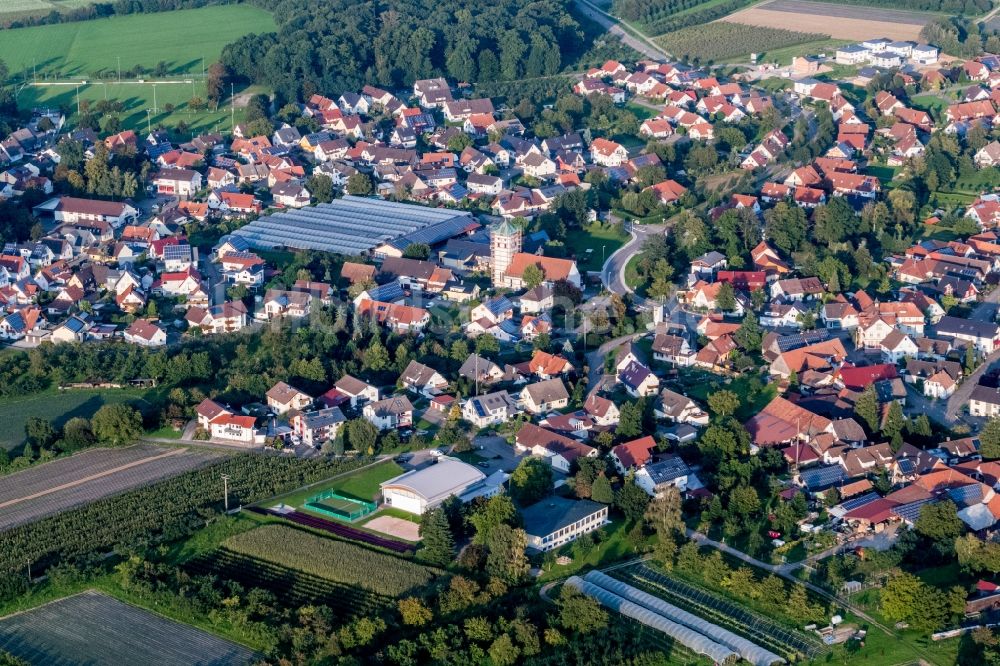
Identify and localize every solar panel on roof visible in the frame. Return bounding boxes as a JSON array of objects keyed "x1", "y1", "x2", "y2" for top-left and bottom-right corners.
[
  {"x1": 892, "y1": 499, "x2": 932, "y2": 523},
  {"x1": 801, "y1": 465, "x2": 845, "y2": 490},
  {"x1": 840, "y1": 492, "x2": 881, "y2": 512},
  {"x1": 947, "y1": 484, "x2": 982, "y2": 507},
  {"x1": 896, "y1": 458, "x2": 915, "y2": 475}
]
